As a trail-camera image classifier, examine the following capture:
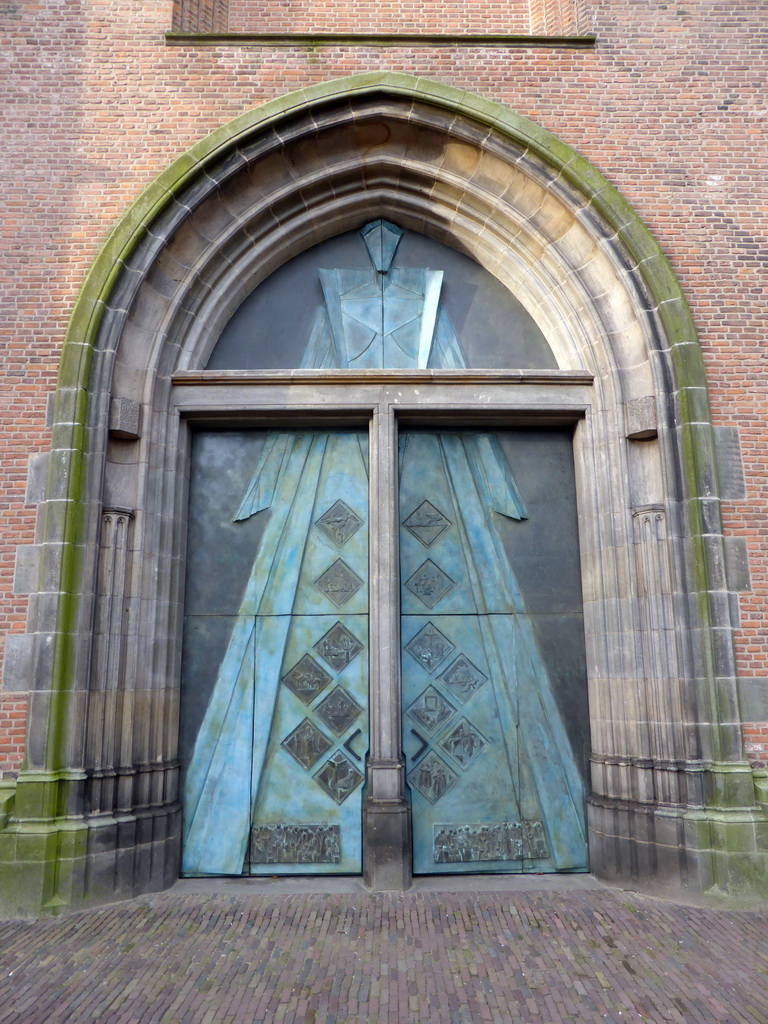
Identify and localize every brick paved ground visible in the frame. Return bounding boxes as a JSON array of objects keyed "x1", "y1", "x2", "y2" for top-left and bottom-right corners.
[{"x1": 2, "y1": 882, "x2": 767, "y2": 1023}]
